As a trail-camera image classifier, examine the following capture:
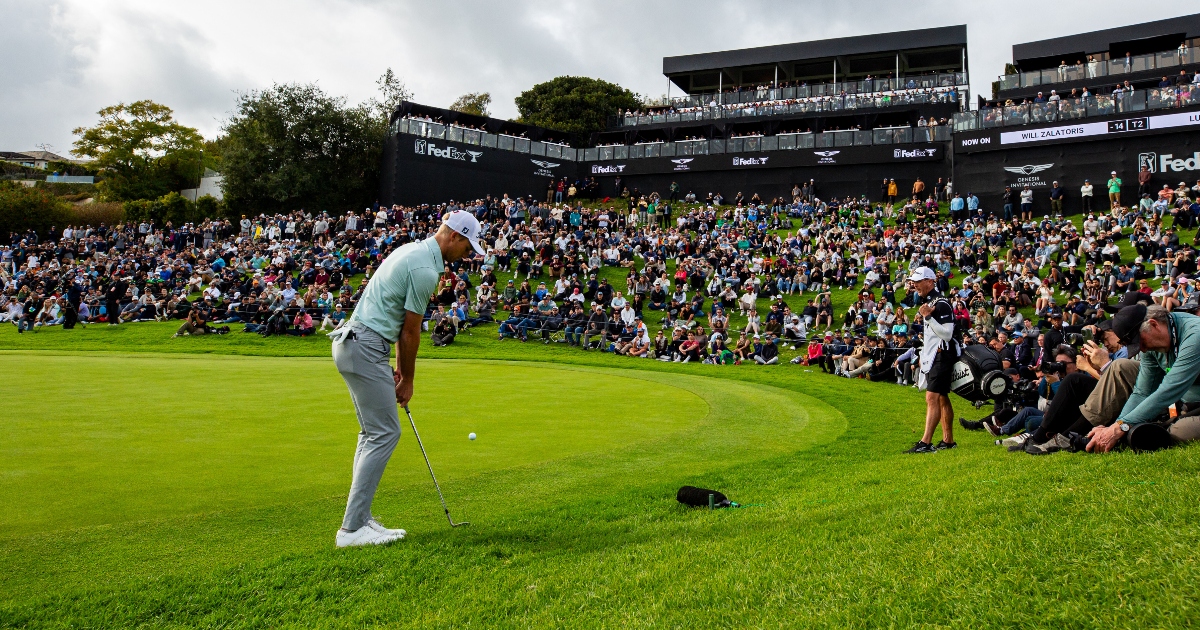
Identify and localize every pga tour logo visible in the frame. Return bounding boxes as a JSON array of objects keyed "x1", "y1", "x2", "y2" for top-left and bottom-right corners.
[
  {"x1": 414, "y1": 139, "x2": 481, "y2": 163},
  {"x1": 671, "y1": 158, "x2": 694, "y2": 171},
  {"x1": 732, "y1": 156, "x2": 769, "y2": 166},
  {"x1": 894, "y1": 148, "x2": 938, "y2": 158},
  {"x1": 591, "y1": 164, "x2": 626, "y2": 174},
  {"x1": 1142, "y1": 152, "x2": 1200, "y2": 173}
]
